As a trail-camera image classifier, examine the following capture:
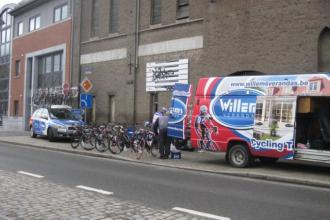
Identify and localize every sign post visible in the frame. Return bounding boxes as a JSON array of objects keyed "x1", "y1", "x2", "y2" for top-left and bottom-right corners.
[
  {"x1": 80, "y1": 93, "x2": 93, "y2": 123},
  {"x1": 80, "y1": 77, "x2": 93, "y2": 123},
  {"x1": 80, "y1": 77, "x2": 93, "y2": 93}
]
